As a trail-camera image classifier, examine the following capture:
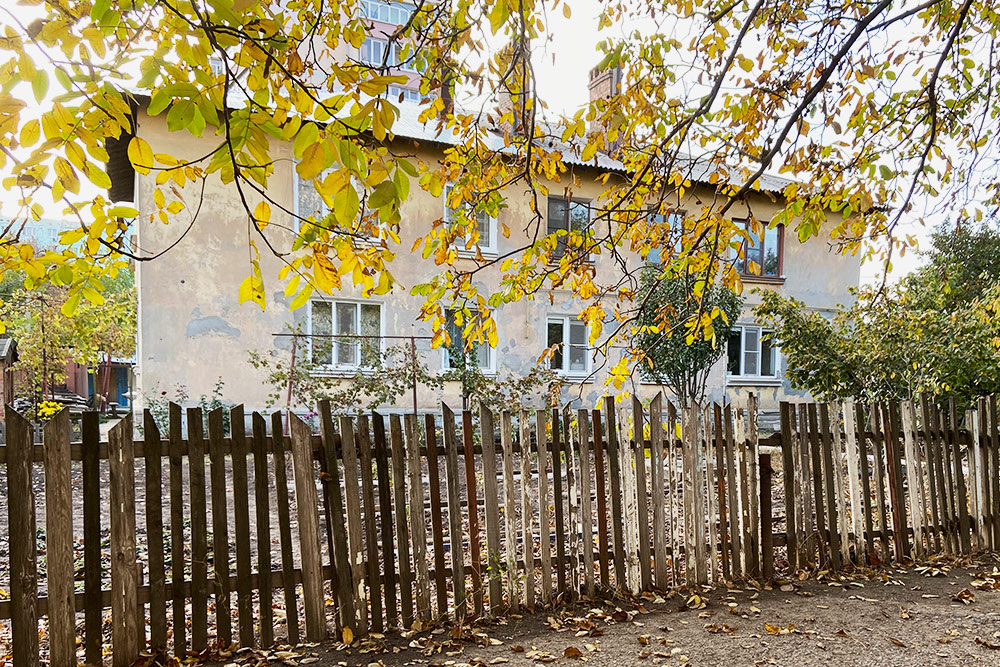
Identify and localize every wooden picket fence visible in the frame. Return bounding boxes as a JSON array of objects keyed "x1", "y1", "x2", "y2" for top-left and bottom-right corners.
[{"x1": 1, "y1": 393, "x2": 998, "y2": 666}]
